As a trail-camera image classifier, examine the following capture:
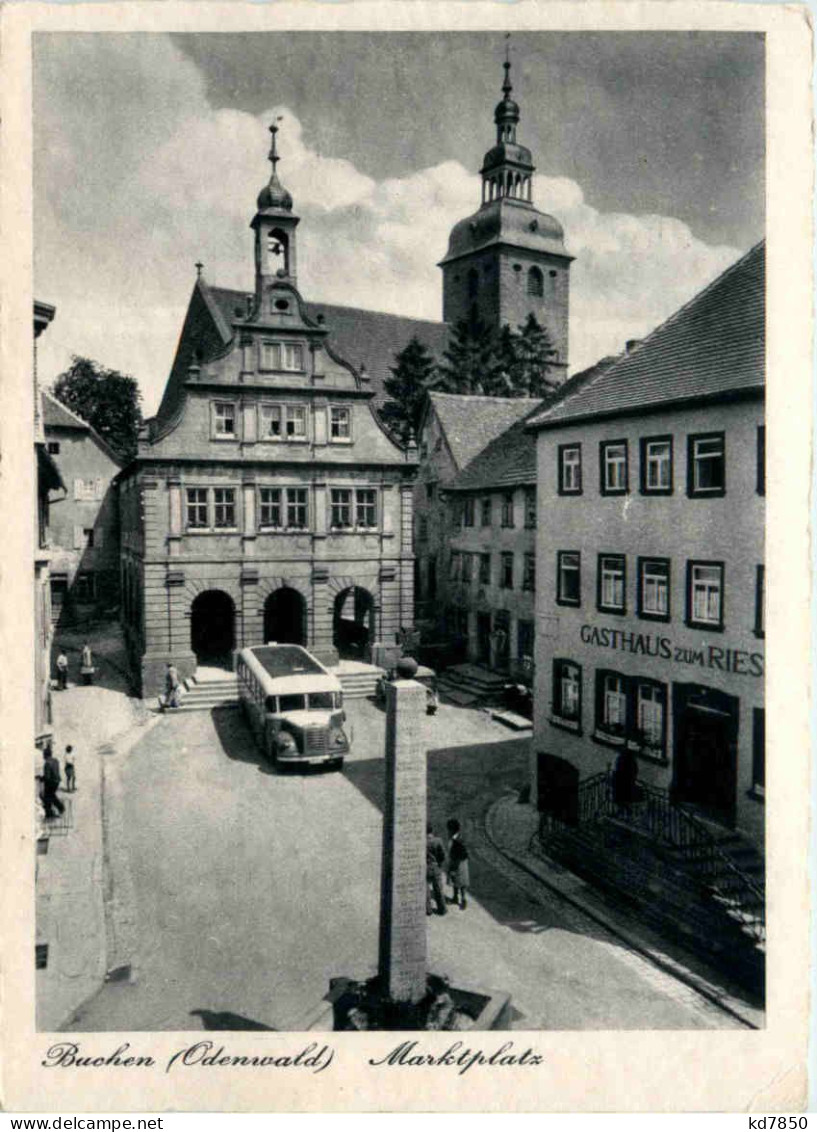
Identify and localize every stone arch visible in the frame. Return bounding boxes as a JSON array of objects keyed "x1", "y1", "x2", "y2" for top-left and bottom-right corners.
[
  {"x1": 190, "y1": 589, "x2": 236, "y2": 666},
  {"x1": 263, "y1": 587, "x2": 307, "y2": 646},
  {"x1": 332, "y1": 585, "x2": 376, "y2": 659}
]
